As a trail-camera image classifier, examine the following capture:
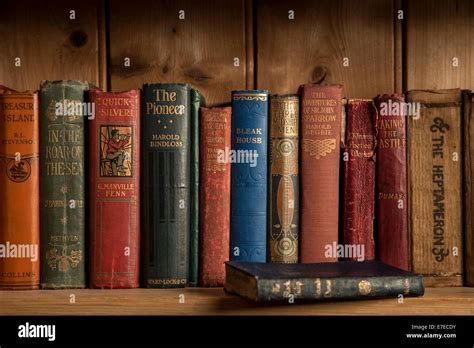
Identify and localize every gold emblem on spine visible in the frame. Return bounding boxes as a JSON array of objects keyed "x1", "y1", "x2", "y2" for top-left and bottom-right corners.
[
  {"x1": 59, "y1": 215, "x2": 68, "y2": 226},
  {"x1": 324, "y1": 280, "x2": 332, "y2": 298},
  {"x1": 46, "y1": 247, "x2": 82, "y2": 272},
  {"x1": 403, "y1": 278, "x2": 410, "y2": 295},
  {"x1": 302, "y1": 138, "x2": 336, "y2": 159},
  {"x1": 271, "y1": 282, "x2": 281, "y2": 294},
  {"x1": 358, "y1": 280, "x2": 372, "y2": 295},
  {"x1": 283, "y1": 280, "x2": 291, "y2": 298},
  {"x1": 295, "y1": 281, "x2": 303, "y2": 297},
  {"x1": 206, "y1": 162, "x2": 225, "y2": 173},
  {"x1": 315, "y1": 278, "x2": 321, "y2": 297},
  {"x1": 60, "y1": 185, "x2": 68, "y2": 194}
]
